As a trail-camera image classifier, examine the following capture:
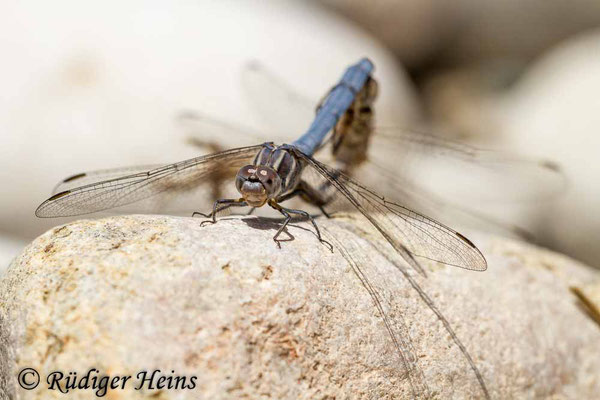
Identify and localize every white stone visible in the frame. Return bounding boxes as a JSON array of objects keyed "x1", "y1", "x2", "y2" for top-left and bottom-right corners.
[
  {"x1": 492, "y1": 30, "x2": 600, "y2": 269},
  {"x1": 413, "y1": 29, "x2": 600, "y2": 270}
]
